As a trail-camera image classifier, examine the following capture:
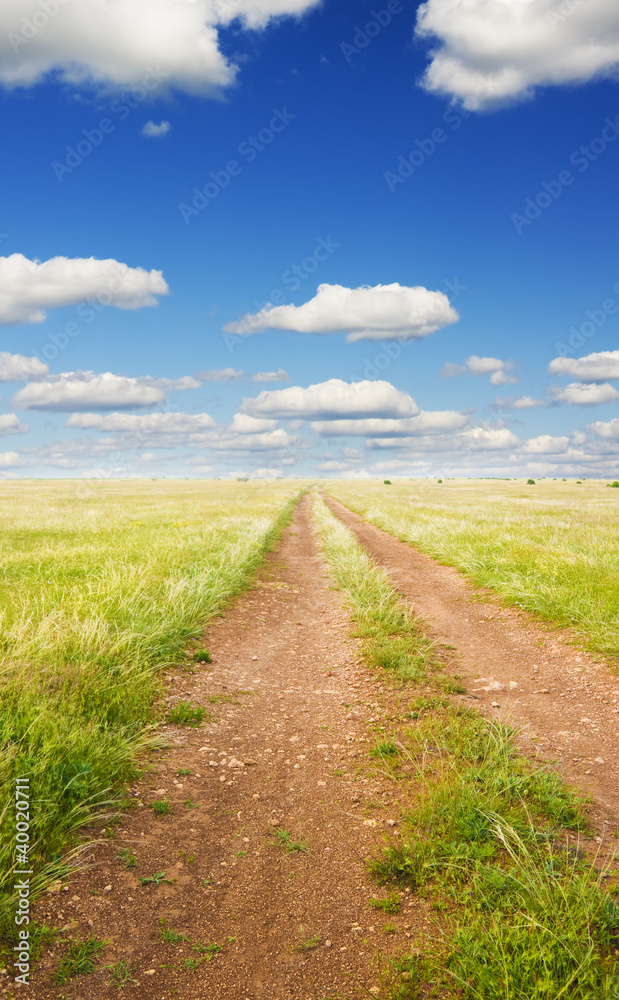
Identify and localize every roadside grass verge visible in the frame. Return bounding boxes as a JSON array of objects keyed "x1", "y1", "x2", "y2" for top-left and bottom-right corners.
[
  {"x1": 0, "y1": 480, "x2": 304, "y2": 936},
  {"x1": 325, "y1": 479, "x2": 619, "y2": 660},
  {"x1": 311, "y1": 492, "x2": 619, "y2": 999}
]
